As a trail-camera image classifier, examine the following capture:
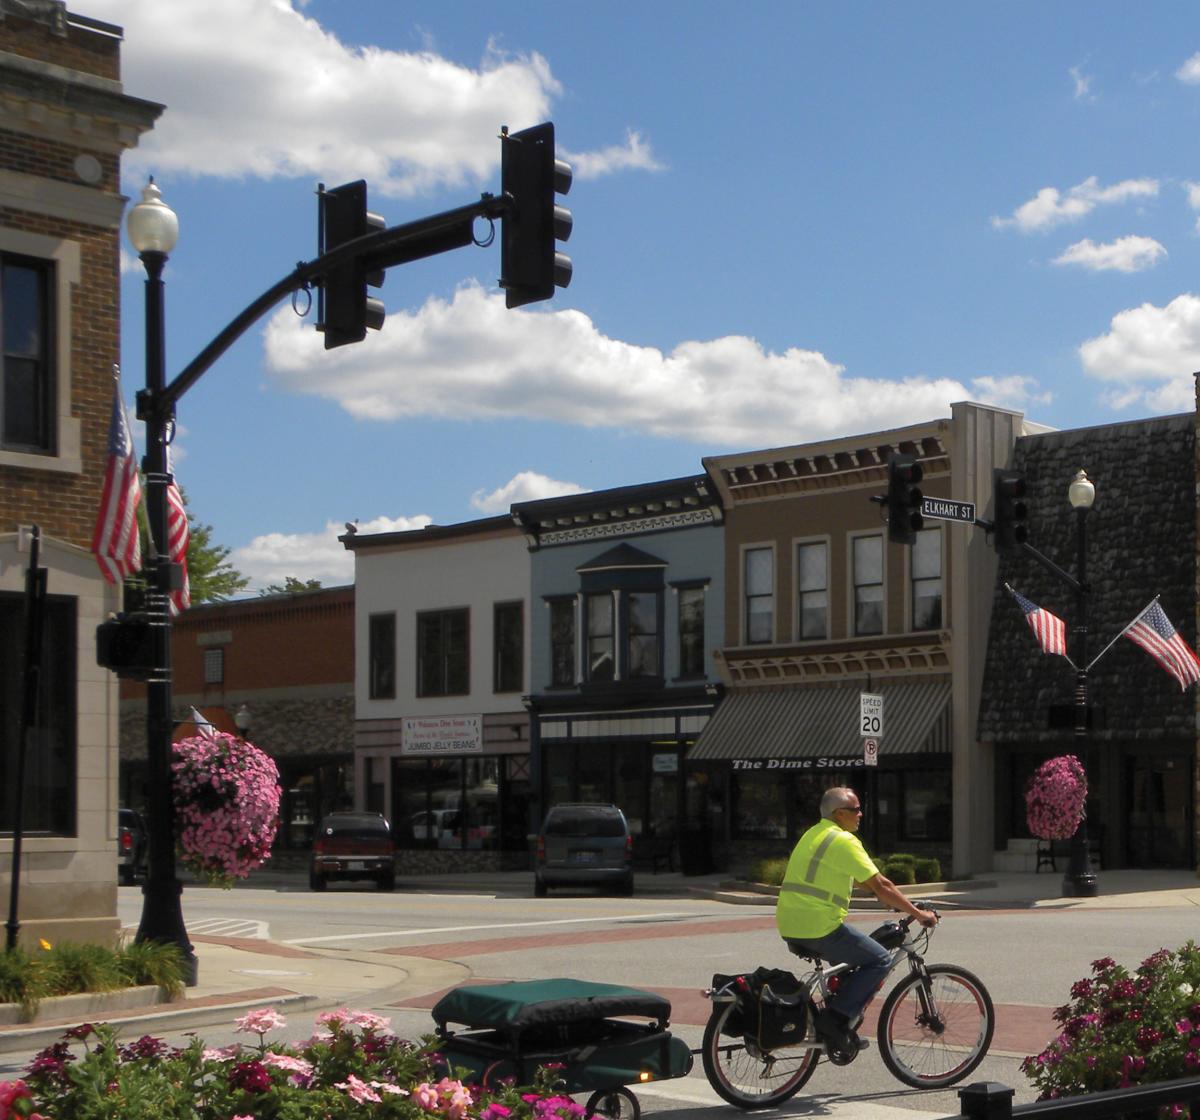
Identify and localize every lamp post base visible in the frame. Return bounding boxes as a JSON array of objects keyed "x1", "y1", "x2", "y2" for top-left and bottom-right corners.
[{"x1": 1061, "y1": 871, "x2": 1098, "y2": 898}]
